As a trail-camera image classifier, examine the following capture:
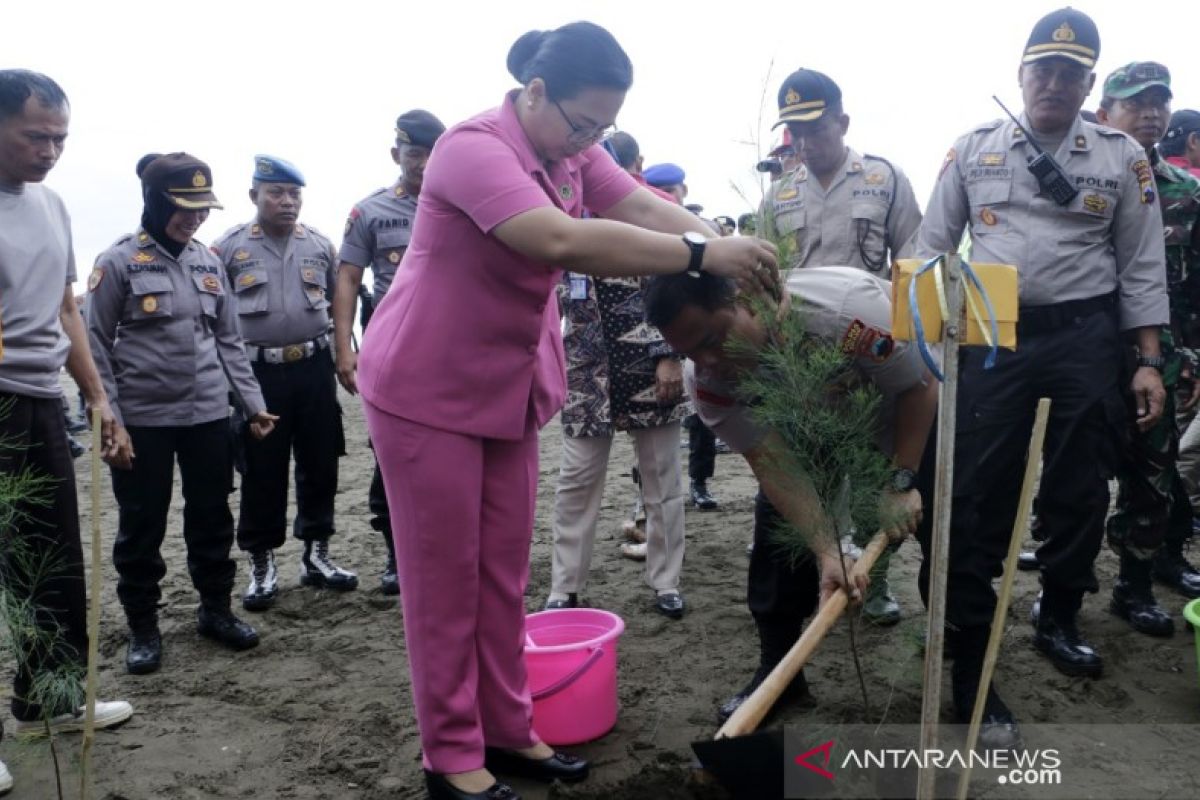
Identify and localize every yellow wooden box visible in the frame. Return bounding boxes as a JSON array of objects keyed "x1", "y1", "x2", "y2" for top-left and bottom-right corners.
[{"x1": 891, "y1": 259, "x2": 1019, "y2": 349}]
